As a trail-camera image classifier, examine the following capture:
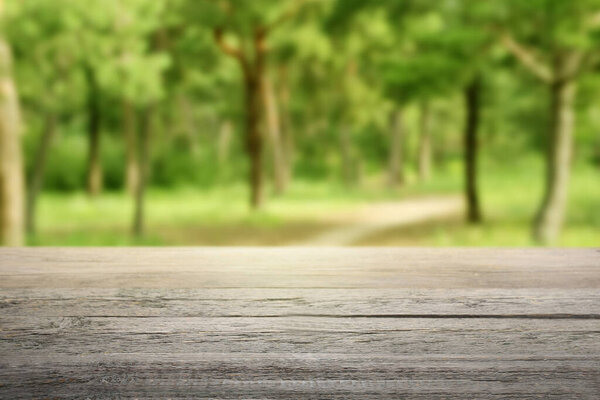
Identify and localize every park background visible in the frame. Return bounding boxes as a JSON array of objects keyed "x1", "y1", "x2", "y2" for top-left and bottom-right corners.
[{"x1": 0, "y1": 0, "x2": 598, "y2": 247}]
